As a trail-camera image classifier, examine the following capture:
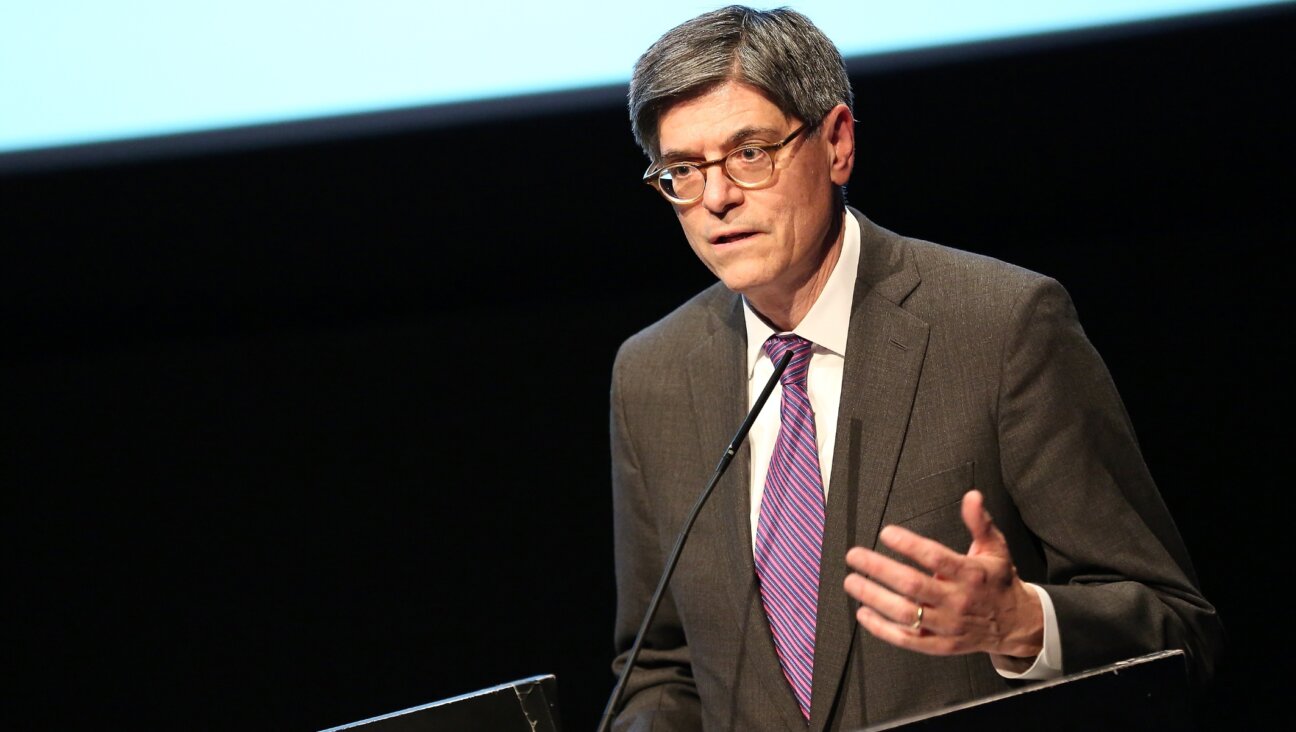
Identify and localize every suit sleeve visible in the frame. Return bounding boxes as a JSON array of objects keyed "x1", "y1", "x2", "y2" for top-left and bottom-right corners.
[
  {"x1": 995, "y1": 276, "x2": 1224, "y2": 684},
  {"x1": 608, "y1": 345, "x2": 704, "y2": 732}
]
